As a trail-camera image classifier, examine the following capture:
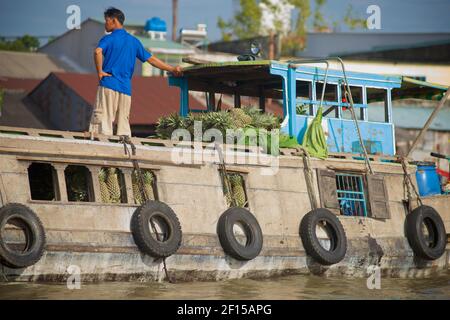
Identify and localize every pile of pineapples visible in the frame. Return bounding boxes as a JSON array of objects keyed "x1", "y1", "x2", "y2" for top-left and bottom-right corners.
[
  {"x1": 98, "y1": 168, "x2": 155, "y2": 204},
  {"x1": 131, "y1": 169, "x2": 155, "y2": 204},
  {"x1": 224, "y1": 173, "x2": 247, "y2": 208}
]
